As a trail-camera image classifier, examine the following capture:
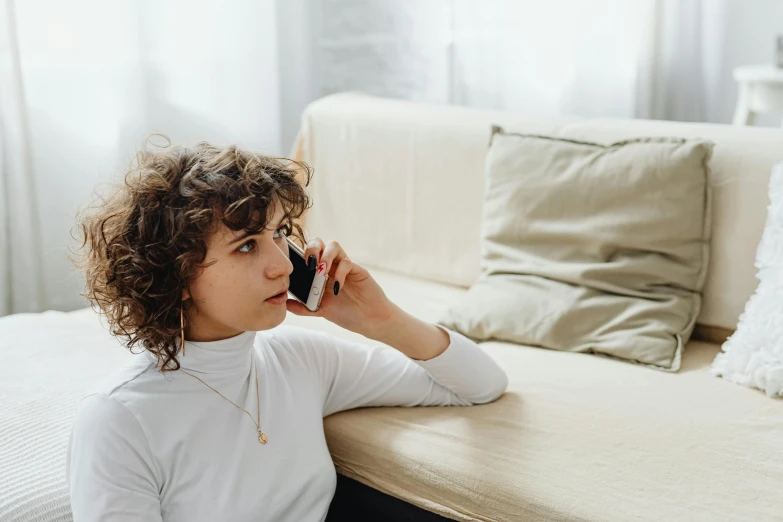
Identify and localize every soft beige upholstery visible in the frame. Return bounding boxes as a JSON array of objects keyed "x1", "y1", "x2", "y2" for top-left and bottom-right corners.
[
  {"x1": 281, "y1": 268, "x2": 783, "y2": 521},
  {"x1": 290, "y1": 93, "x2": 783, "y2": 520},
  {"x1": 293, "y1": 92, "x2": 783, "y2": 331}
]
